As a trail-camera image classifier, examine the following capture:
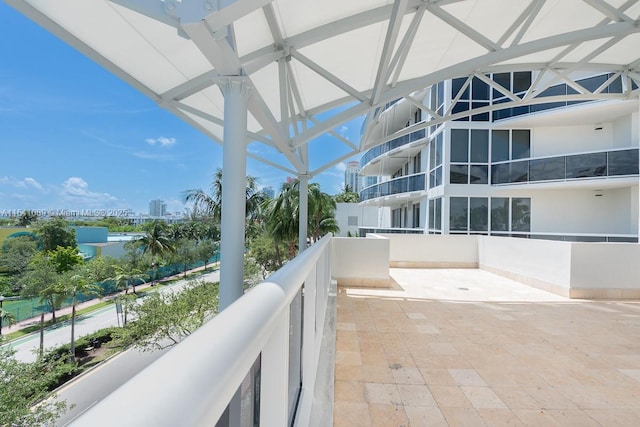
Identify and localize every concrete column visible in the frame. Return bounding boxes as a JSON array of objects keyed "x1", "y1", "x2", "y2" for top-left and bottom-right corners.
[
  {"x1": 219, "y1": 77, "x2": 248, "y2": 311},
  {"x1": 298, "y1": 175, "x2": 309, "y2": 253}
]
